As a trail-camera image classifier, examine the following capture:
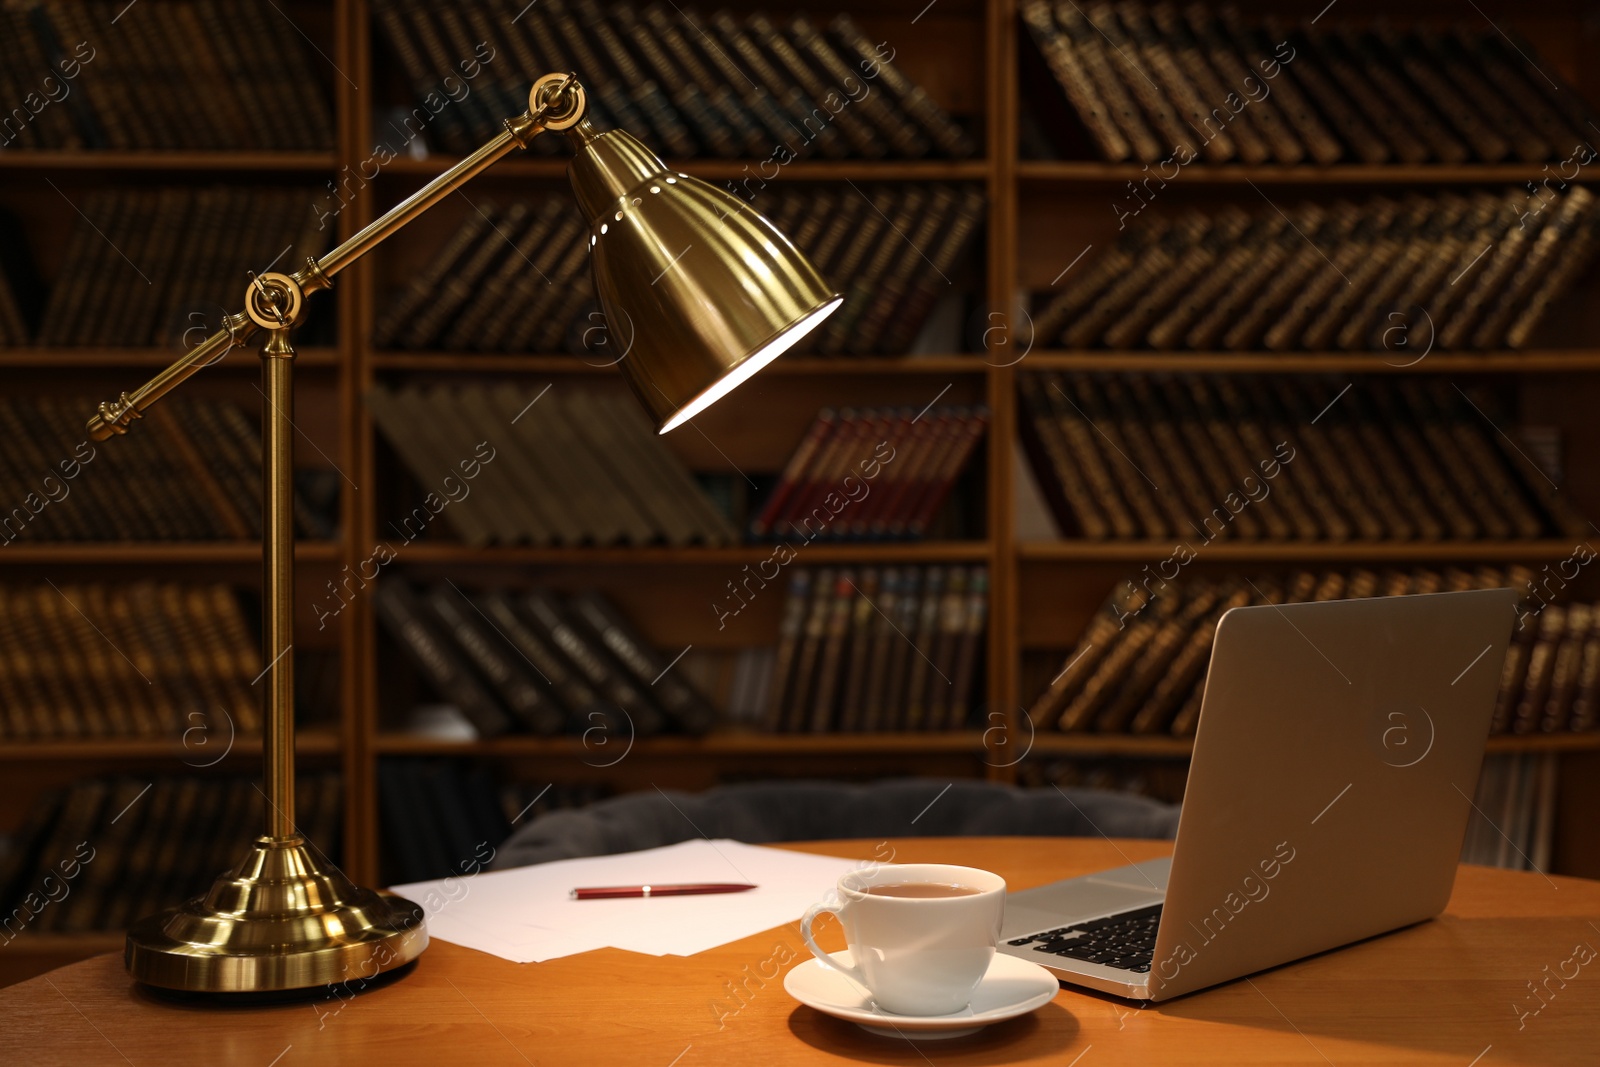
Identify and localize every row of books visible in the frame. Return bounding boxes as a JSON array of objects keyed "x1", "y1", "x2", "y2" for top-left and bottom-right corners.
[
  {"x1": 0, "y1": 773, "x2": 341, "y2": 935},
  {"x1": 1030, "y1": 567, "x2": 1600, "y2": 737},
  {"x1": 368, "y1": 383, "x2": 736, "y2": 547},
  {"x1": 375, "y1": 0, "x2": 975, "y2": 160},
  {"x1": 750, "y1": 407, "x2": 986, "y2": 542},
  {"x1": 380, "y1": 759, "x2": 605, "y2": 884},
  {"x1": 767, "y1": 565, "x2": 988, "y2": 733},
  {"x1": 0, "y1": 1, "x2": 336, "y2": 151},
  {"x1": 0, "y1": 394, "x2": 330, "y2": 542},
  {"x1": 1021, "y1": 1, "x2": 1596, "y2": 165},
  {"x1": 1018, "y1": 374, "x2": 1582, "y2": 543},
  {"x1": 0, "y1": 581, "x2": 259, "y2": 742},
  {"x1": 1462, "y1": 754, "x2": 1558, "y2": 871},
  {"x1": 1034, "y1": 188, "x2": 1600, "y2": 352},
  {"x1": 377, "y1": 183, "x2": 985, "y2": 357},
  {"x1": 376, "y1": 580, "x2": 717, "y2": 739},
  {"x1": 30, "y1": 188, "x2": 326, "y2": 348}
]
